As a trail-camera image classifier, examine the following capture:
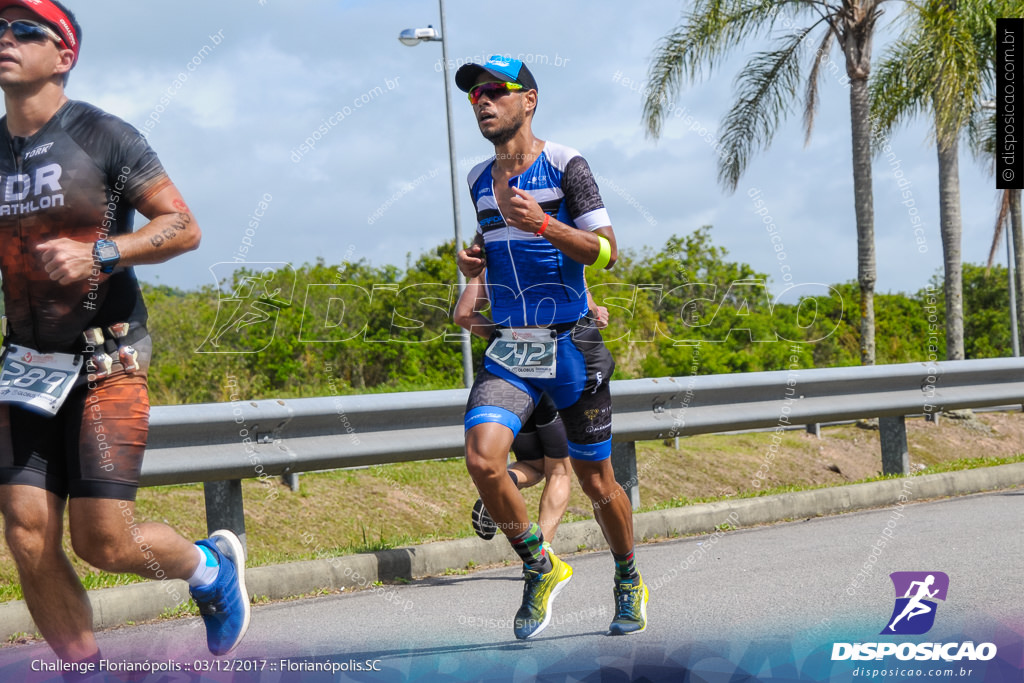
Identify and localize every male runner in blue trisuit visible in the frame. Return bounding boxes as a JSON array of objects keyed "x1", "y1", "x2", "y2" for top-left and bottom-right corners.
[{"x1": 455, "y1": 56, "x2": 647, "y2": 639}]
